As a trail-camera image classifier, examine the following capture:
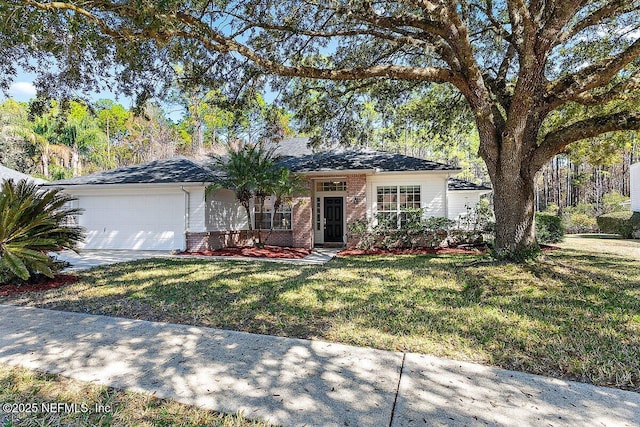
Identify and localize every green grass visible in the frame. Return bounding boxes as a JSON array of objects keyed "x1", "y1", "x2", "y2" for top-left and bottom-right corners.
[
  {"x1": 0, "y1": 364, "x2": 270, "y2": 427},
  {"x1": 2, "y1": 244, "x2": 639, "y2": 392}
]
